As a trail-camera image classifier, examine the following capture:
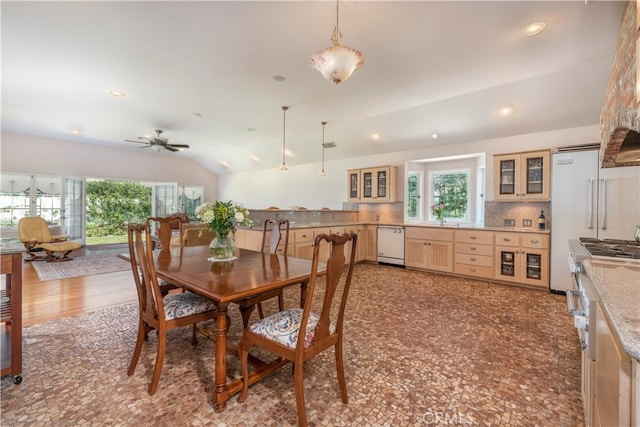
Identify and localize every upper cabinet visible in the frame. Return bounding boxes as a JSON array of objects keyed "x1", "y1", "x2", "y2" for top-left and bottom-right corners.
[
  {"x1": 347, "y1": 166, "x2": 397, "y2": 203},
  {"x1": 493, "y1": 150, "x2": 550, "y2": 202}
]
